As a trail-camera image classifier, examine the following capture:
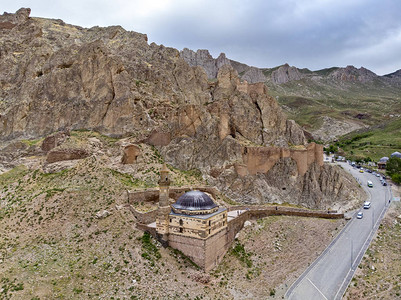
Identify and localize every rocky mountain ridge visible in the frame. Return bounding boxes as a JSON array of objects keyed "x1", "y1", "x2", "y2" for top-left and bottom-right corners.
[
  {"x1": 0, "y1": 8, "x2": 364, "y2": 209},
  {"x1": 180, "y1": 47, "x2": 401, "y2": 85}
]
